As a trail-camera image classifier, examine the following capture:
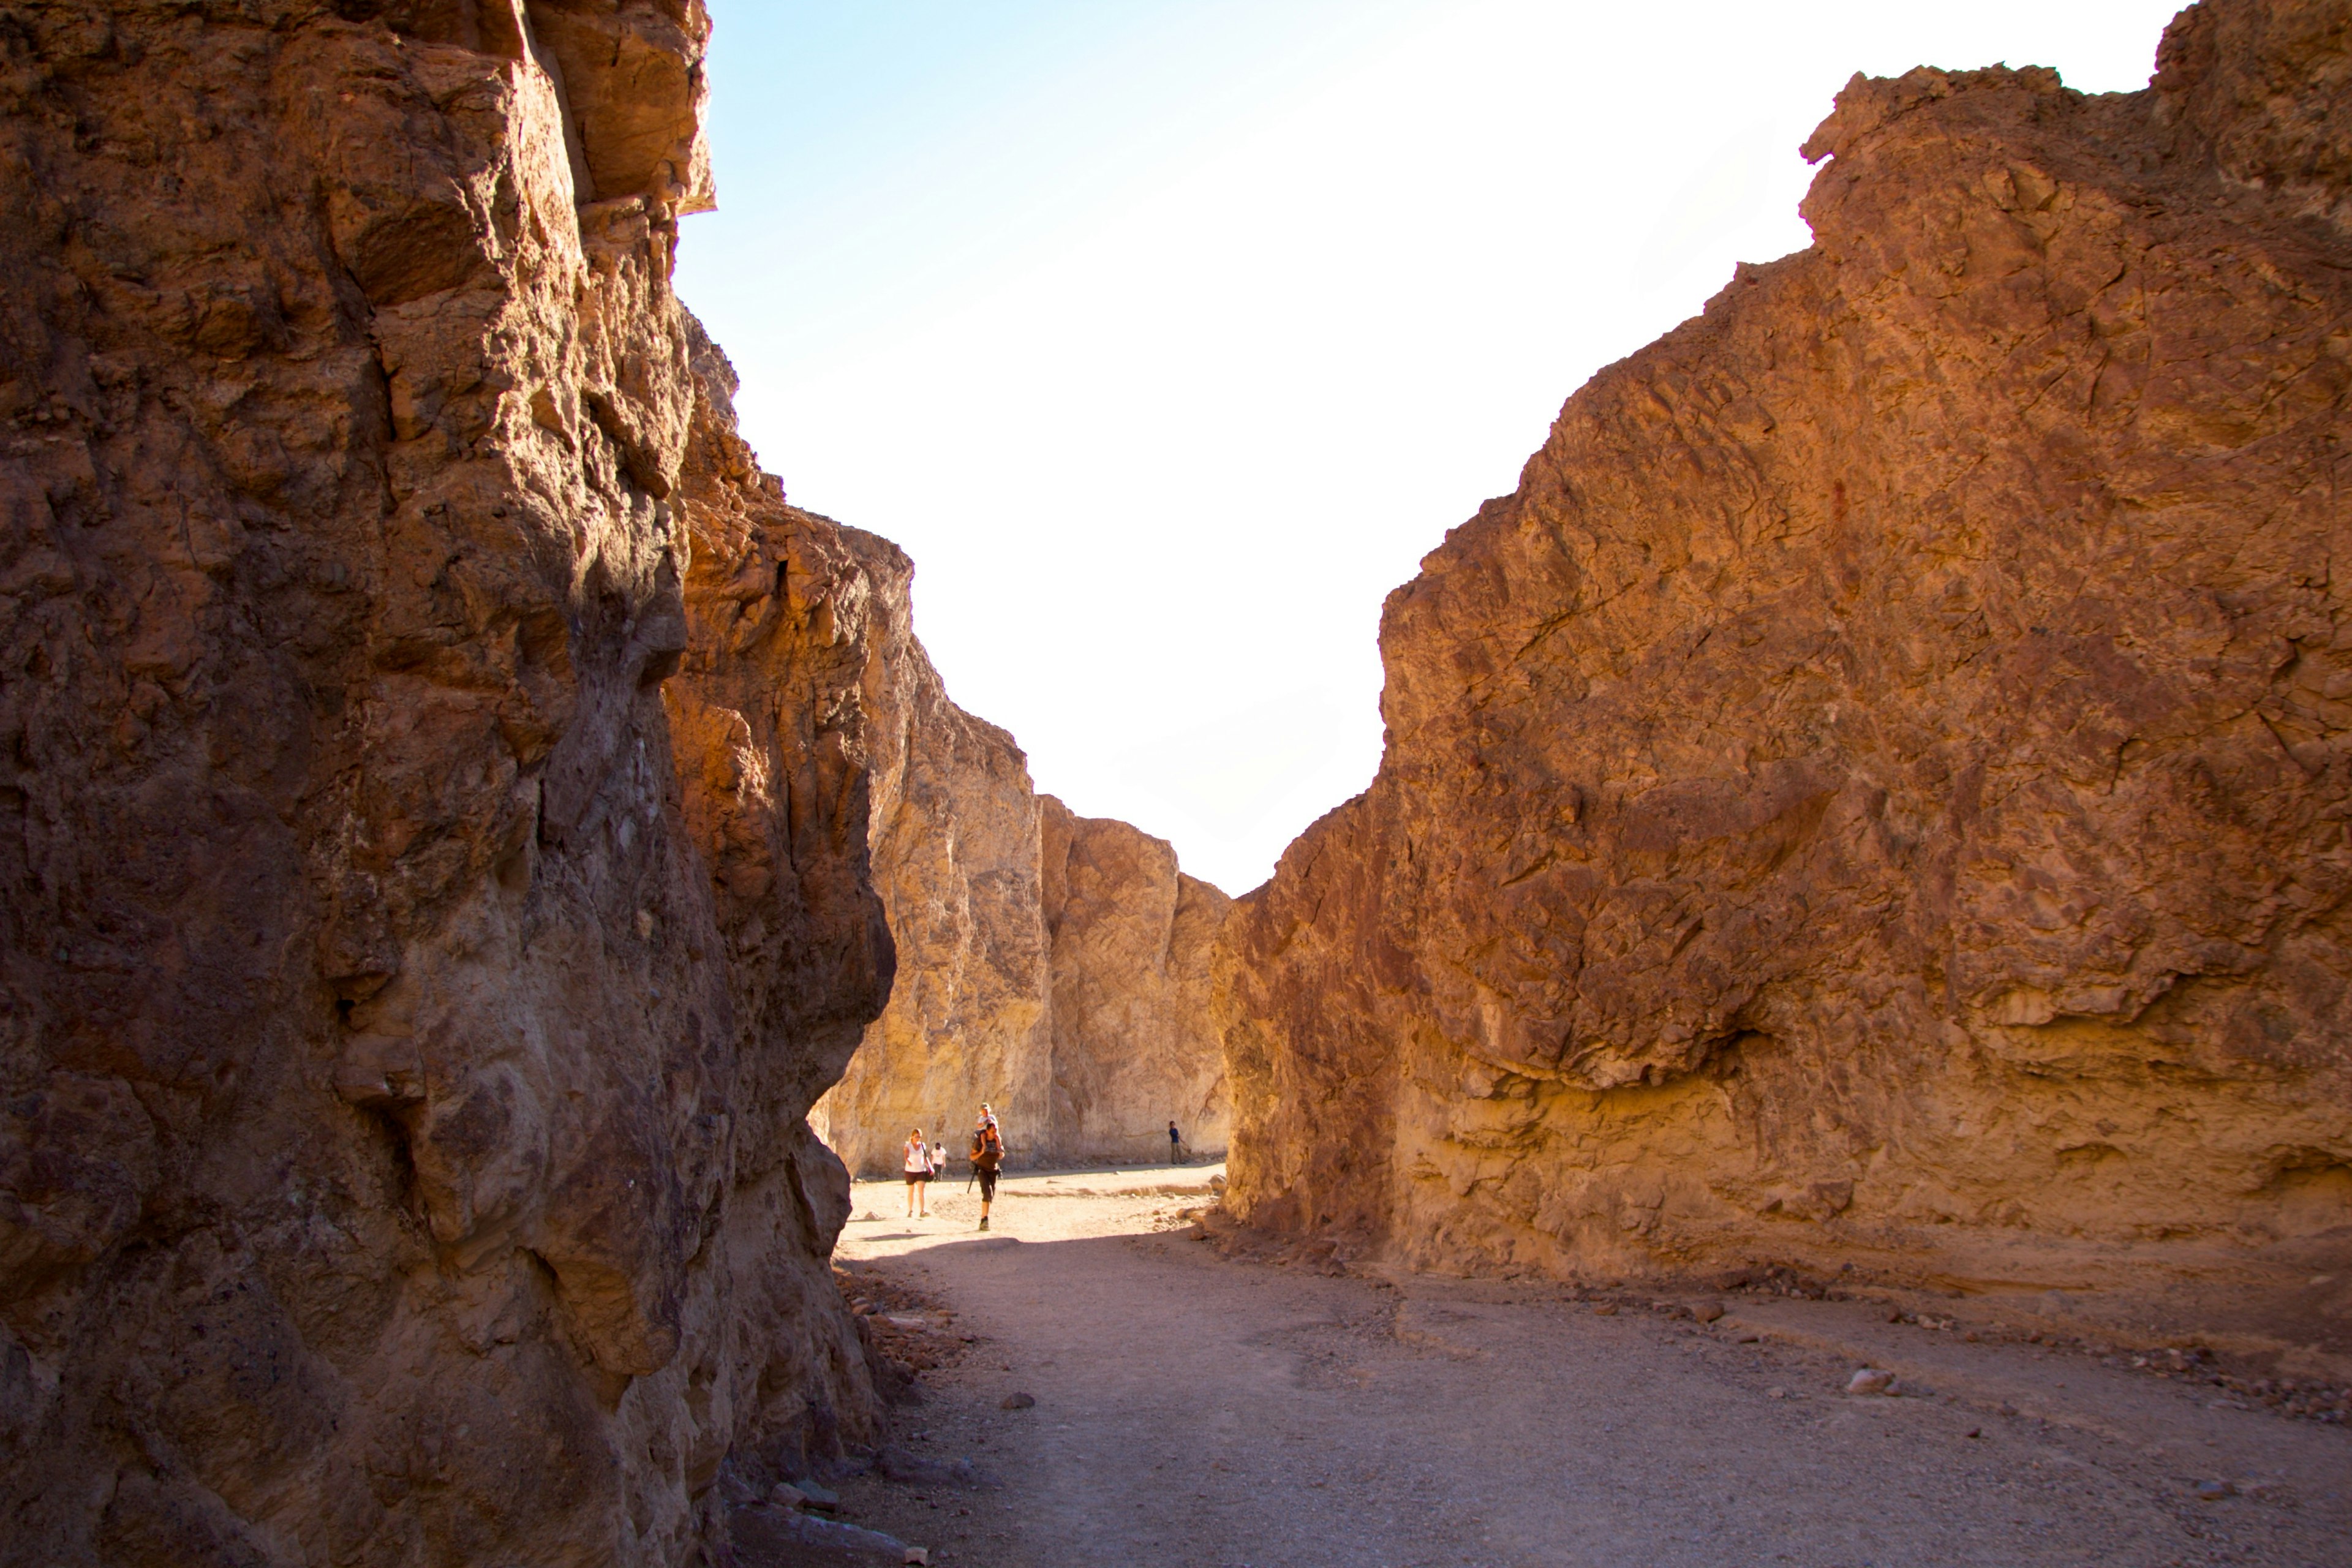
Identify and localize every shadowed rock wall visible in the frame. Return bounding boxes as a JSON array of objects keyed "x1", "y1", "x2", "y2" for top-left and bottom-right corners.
[
  {"x1": 0, "y1": 4, "x2": 906, "y2": 1563},
  {"x1": 1218, "y1": 0, "x2": 2352, "y2": 1368}
]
